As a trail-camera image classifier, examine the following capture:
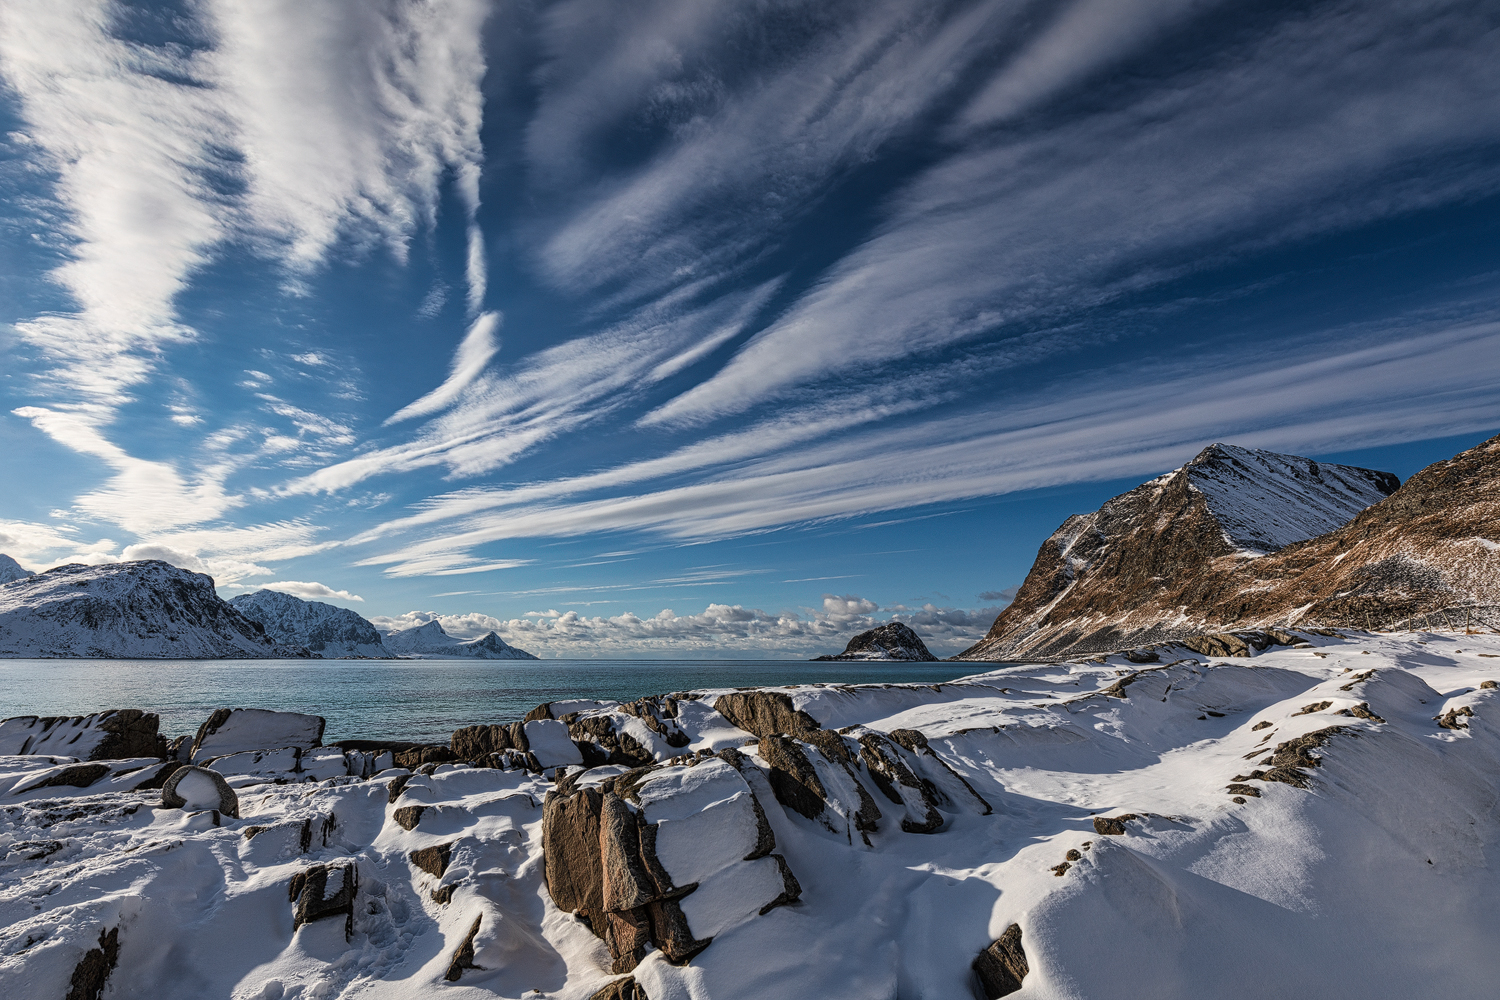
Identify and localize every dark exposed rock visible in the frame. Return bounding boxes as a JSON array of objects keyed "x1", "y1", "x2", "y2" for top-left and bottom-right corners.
[
  {"x1": 409, "y1": 842, "x2": 454, "y2": 878},
  {"x1": 813, "y1": 621, "x2": 938, "y2": 661},
  {"x1": 759, "y1": 854, "x2": 802, "y2": 914},
  {"x1": 1437, "y1": 706, "x2": 1475, "y2": 730},
  {"x1": 392, "y1": 805, "x2": 426, "y2": 830},
  {"x1": 1251, "y1": 721, "x2": 1273, "y2": 731},
  {"x1": 569, "y1": 715, "x2": 657, "y2": 768},
  {"x1": 444, "y1": 914, "x2": 483, "y2": 981},
  {"x1": 37, "y1": 763, "x2": 110, "y2": 789},
  {"x1": 973, "y1": 923, "x2": 1029, "y2": 998},
  {"x1": 129, "y1": 760, "x2": 184, "y2": 791},
  {"x1": 603, "y1": 908, "x2": 654, "y2": 974},
  {"x1": 1294, "y1": 701, "x2": 1333, "y2": 715},
  {"x1": 452, "y1": 723, "x2": 522, "y2": 760},
  {"x1": 289, "y1": 863, "x2": 356, "y2": 939},
  {"x1": 1123, "y1": 648, "x2": 1159, "y2": 663},
  {"x1": 1092, "y1": 814, "x2": 1138, "y2": 836},
  {"x1": 857, "y1": 733, "x2": 943, "y2": 833},
  {"x1": 756, "y1": 735, "x2": 829, "y2": 821},
  {"x1": 713, "y1": 691, "x2": 820, "y2": 738},
  {"x1": 1258, "y1": 726, "x2": 1350, "y2": 787},
  {"x1": 590, "y1": 976, "x2": 650, "y2": 1000},
  {"x1": 1481, "y1": 680, "x2": 1498, "y2": 690},
  {"x1": 161, "y1": 765, "x2": 239, "y2": 817},
  {"x1": 646, "y1": 896, "x2": 713, "y2": 964},
  {"x1": 386, "y1": 772, "x2": 412, "y2": 803},
  {"x1": 1225, "y1": 783, "x2": 1262, "y2": 797},
  {"x1": 64, "y1": 926, "x2": 120, "y2": 1000},
  {"x1": 886, "y1": 727, "x2": 993, "y2": 815},
  {"x1": 600, "y1": 792, "x2": 656, "y2": 912},
  {"x1": 1342, "y1": 702, "x2": 1386, "y2": 723},
  {"x1": 542, "y1": 786, "x2": 605, "y2": 915},
  {"x1": 393, "y1": 745, "x2": 455, "y2": 769}
]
